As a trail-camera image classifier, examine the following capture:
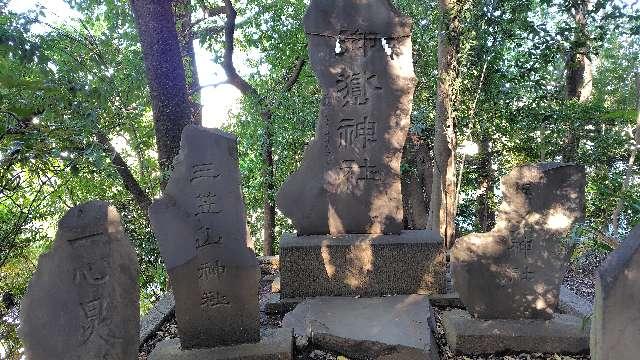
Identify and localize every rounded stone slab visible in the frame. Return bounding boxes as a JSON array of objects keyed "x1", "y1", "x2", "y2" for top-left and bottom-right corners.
[
  {"x1": 451, "y1": 163, "x2": 586, "y2": 319},
  {"x1": 590, "y1": 225, "x2": 640, "y2": 360},
  {"x1": 282, "y1": 295, "x2": 440, "y2": 360},
  {"x1": 276, "y1": 0, "x2": 417, "y2": 235},
  {"x1": 19, "y1": 201, "x2": 140, "y2": 360}
]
